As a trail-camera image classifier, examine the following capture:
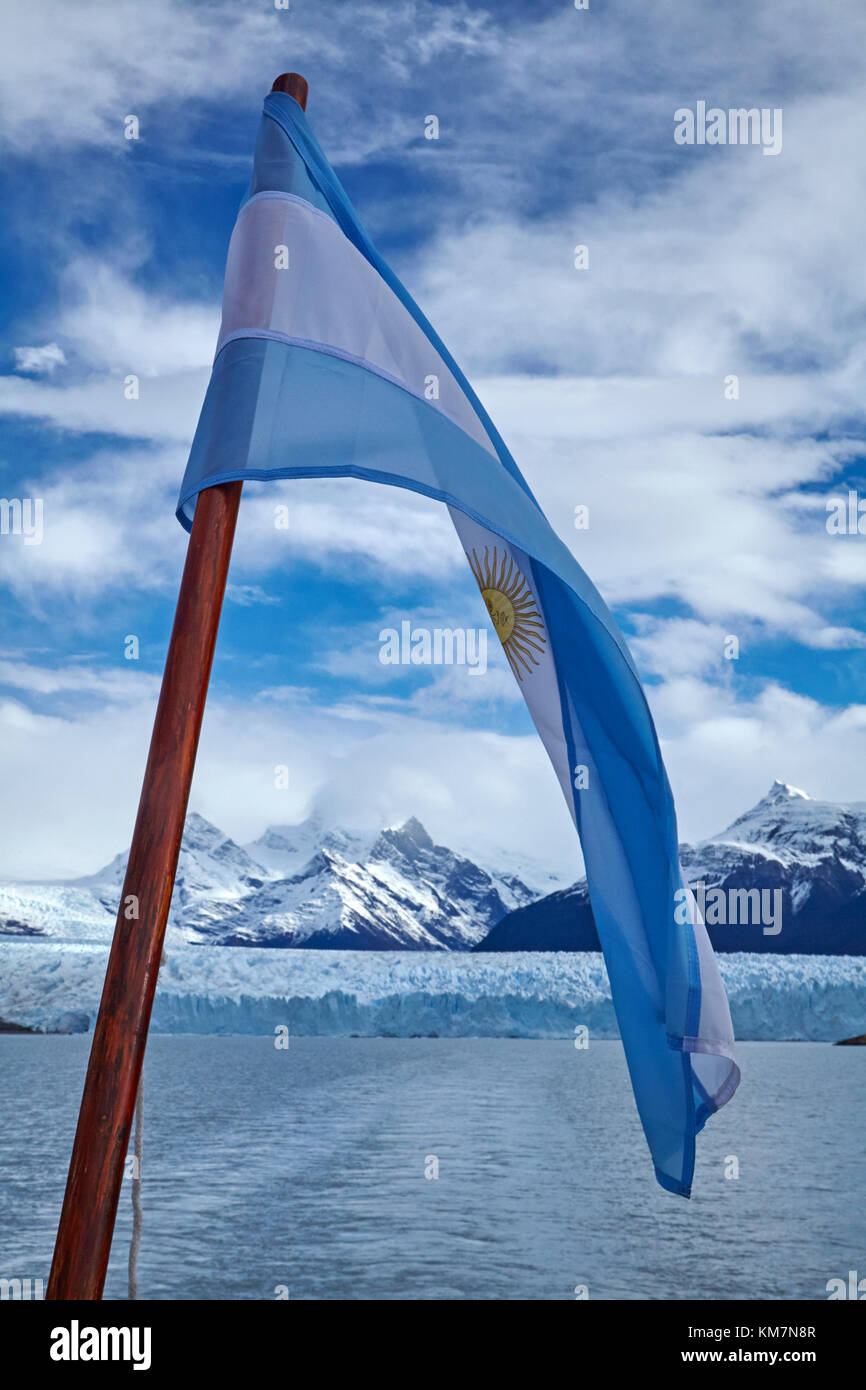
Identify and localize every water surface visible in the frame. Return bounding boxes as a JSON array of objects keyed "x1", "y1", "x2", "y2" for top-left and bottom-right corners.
[{"x1": 0, "y1": 1037, "x2": 861, "y2": 1300}]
